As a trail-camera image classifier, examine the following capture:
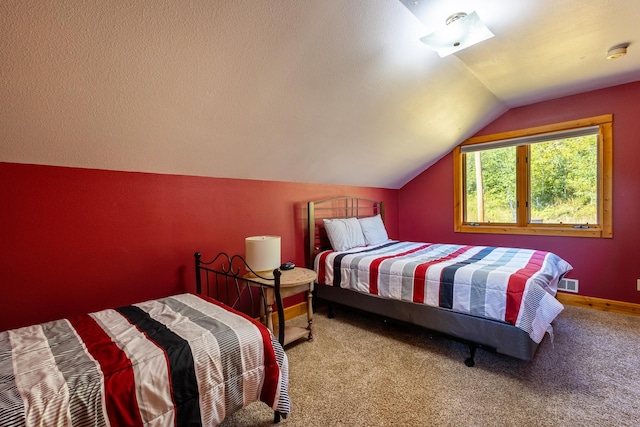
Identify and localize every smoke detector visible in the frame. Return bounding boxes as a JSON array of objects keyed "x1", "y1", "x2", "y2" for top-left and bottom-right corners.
[{"x1": 606, "y1": 44, "x2": 629, "y2": 60}]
